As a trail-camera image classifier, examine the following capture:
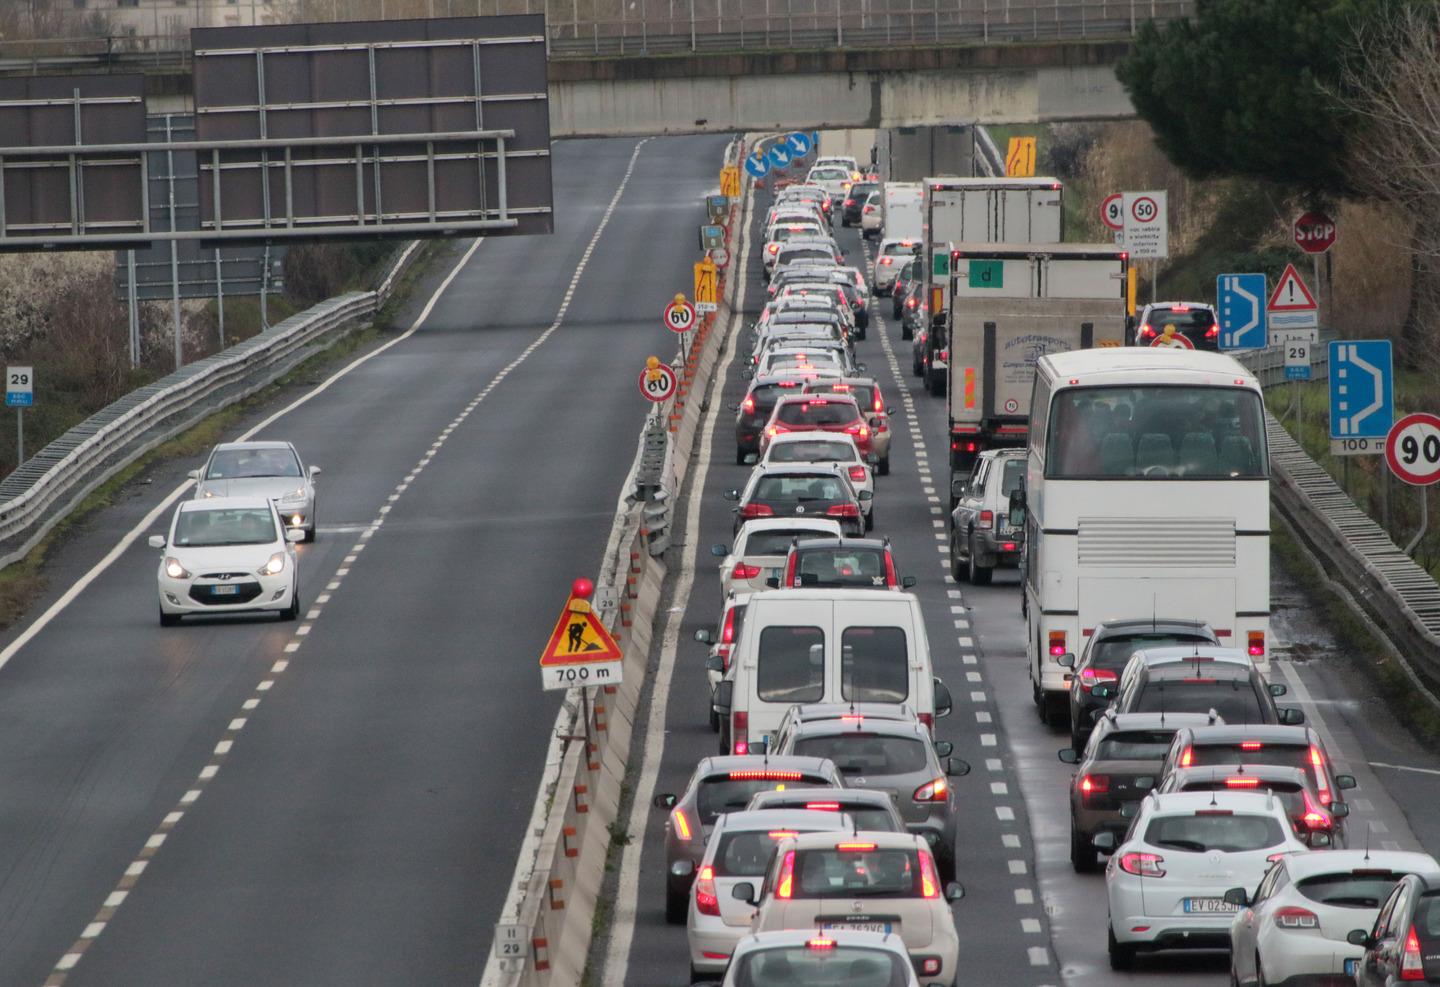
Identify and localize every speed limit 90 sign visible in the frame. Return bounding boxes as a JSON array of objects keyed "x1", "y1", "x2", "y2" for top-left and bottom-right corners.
[{"x1": 1385, "y1": 412, "x2": 1440, "y2": 486}]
